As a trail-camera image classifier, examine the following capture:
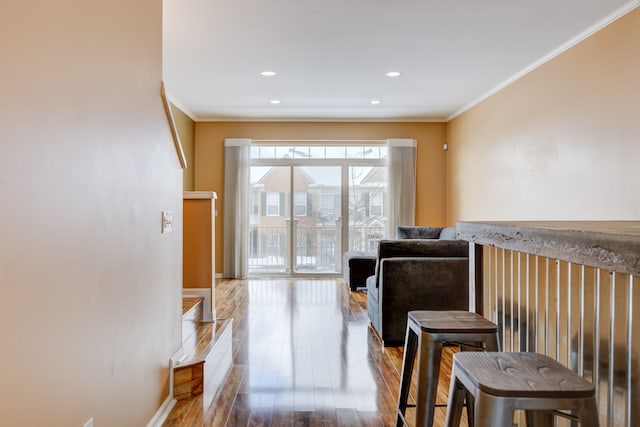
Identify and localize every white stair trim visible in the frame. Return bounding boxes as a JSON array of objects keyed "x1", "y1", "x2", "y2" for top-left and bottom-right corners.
[
  {"x1": 183, "y1": 288, "x2": 216, "y2": 322},
  {"x1": 146, "y1": 394, "x2": 176, "y2": 427}
]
